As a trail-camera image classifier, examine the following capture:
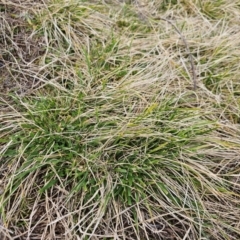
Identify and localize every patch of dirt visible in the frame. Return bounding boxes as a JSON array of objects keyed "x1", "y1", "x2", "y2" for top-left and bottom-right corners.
[{"x1": 0, "y1": 1, "x2": 45, "y2": 97}]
